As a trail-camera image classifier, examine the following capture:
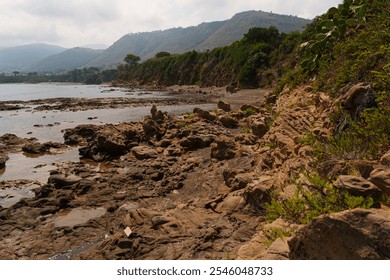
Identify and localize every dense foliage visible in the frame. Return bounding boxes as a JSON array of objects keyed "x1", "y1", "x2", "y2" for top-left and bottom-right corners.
[
  {"x1": 118, "y1": 26, "x2": 301, "y2": 88},
  {"x1": 0, "y1": 68, "x2": 118, "y2": 84}
]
